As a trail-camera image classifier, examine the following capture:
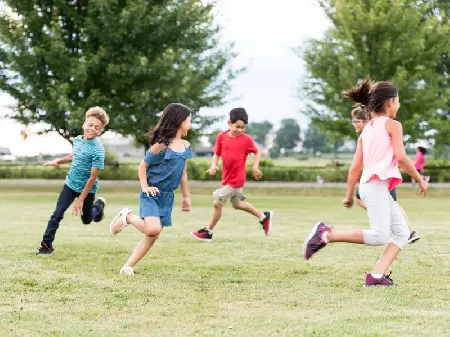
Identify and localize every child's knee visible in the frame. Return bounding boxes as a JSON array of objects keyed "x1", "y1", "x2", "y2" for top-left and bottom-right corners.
[
  {"x1": 213, "y1": 200, "x2": 222, "y2": 209},
  {"x1": 144, "y1": 225, "x2": 162, "y2": 237},
  {"x1": 391, "y1": 227, "x2": 409, "y2": 249},
  {"x1": 364, "y1": 229, "x2": 389, "y2": 246},
  {"x1": 145, "y1": 233, "x2": 160, "y2": 240},
  {"x1": 232, "y1": 201, "x2": 243, "y2": 210}
]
